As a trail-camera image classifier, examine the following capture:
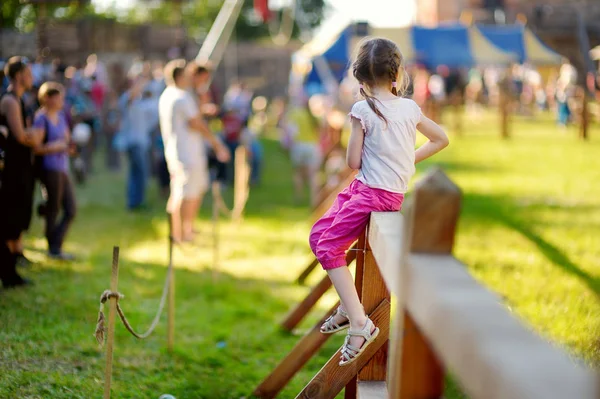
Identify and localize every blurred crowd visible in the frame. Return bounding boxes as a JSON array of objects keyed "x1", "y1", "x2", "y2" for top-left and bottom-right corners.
[
  {"x1": 0, "y1": 53, "x2": 265, "y2": 289},
  {"x1": 1, "y1": 49, "x2": 598, "y2": 289},
  {"x1": 278, "y1": 59, "x2": 600, "y2": 207}
]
